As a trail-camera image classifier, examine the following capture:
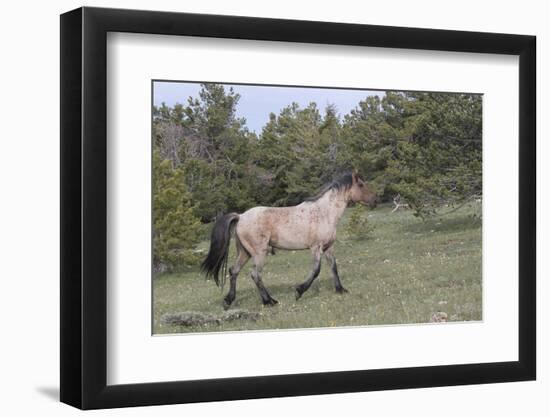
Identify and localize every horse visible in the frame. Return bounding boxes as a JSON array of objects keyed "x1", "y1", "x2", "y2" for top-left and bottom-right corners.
[{"x1": 200, "y1": 172, "x2": 377, "y2": 308}]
